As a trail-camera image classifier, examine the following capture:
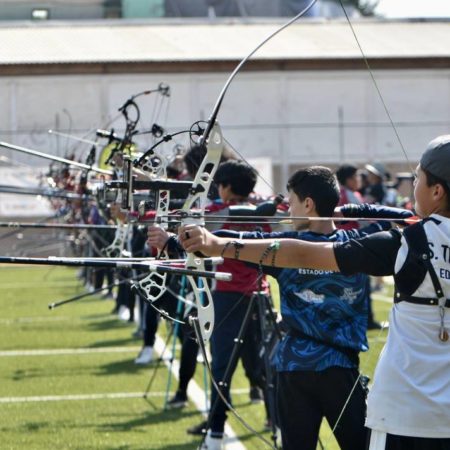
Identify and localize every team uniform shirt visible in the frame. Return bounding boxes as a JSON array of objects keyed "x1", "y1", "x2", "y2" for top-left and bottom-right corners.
[
  {"x1": 334, "y1": 214, "x2": 450, "y2": 438},
  {"x1": 224, "y1": 221, "x2": 388, "y2": 372},
  {"x1": 207, "y1": 199, "x2": 270, "y2": 295}
]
